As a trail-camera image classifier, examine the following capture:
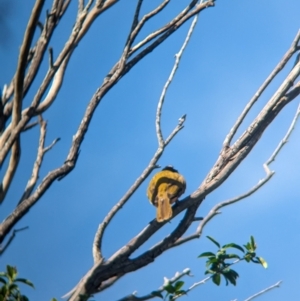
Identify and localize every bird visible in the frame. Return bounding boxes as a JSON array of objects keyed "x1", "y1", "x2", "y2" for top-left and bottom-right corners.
[{"x1": 147, "y1": 166, "x2": 186, "y2": 222}]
